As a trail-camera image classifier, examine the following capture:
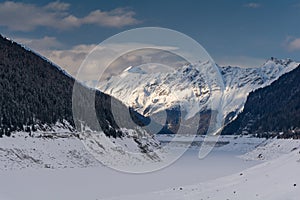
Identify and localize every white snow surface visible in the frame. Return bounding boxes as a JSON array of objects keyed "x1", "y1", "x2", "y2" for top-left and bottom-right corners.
[
  {"x1": 1, "y1": 135, "x2": 299, "y2": 200},
  {"x1": 240, "y1": 138, "x2": 300, "y2": 161},
  {"x1": 0, "y1": 134, "x2": 261, "y2": 200},
  {"x1": 105, "y1": 138, "x2": 300, "y2": 200},
  {"x1": 98, "y1": 58, "x2": 299, "y2": 123}
]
